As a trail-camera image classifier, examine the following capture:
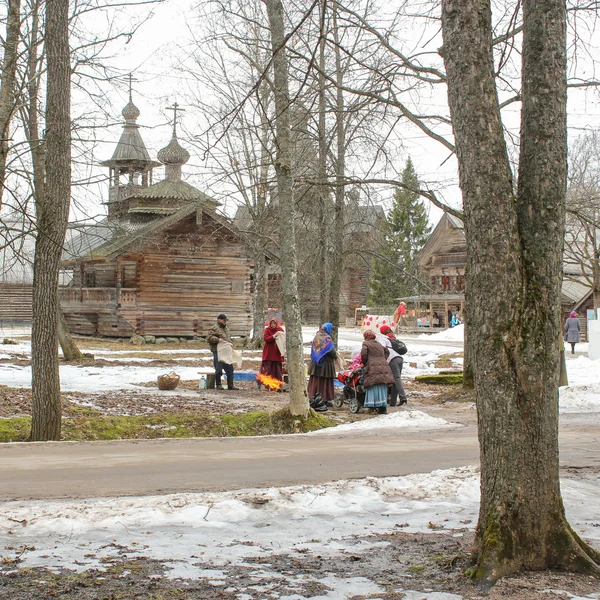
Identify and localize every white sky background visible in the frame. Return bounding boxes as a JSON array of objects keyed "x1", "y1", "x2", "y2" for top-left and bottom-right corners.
[
  {"x1": 61, "y1": 0, "x2": 600, "y2": 226},
  {"x1": 1, "y1": 0, "x2": 596, "y2": 225}
]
